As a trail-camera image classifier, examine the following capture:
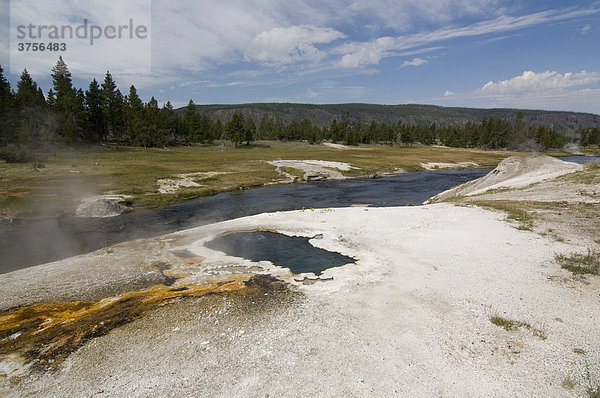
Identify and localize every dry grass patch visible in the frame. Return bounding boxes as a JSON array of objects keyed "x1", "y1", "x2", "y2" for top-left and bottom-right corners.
[
  {"x1": 562, "y1": 375, "x2": 577, "y2": 390},
  {"x1": 471, "y1": 200, "x2": 534, "y2": 231},
  {"x1": 556, "y1": 250, "x2": 600, "y2": 275},
  {"x1": 490, "y1": 315, "x2": 547, "y2": 339}
]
